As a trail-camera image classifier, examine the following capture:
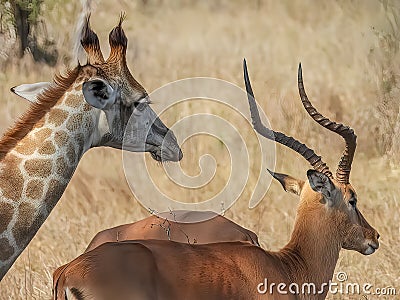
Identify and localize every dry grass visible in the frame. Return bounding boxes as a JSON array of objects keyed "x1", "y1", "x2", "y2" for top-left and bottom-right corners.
[{"x1": 0, "y1": 0, "x2": 399, "y2": 299}]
